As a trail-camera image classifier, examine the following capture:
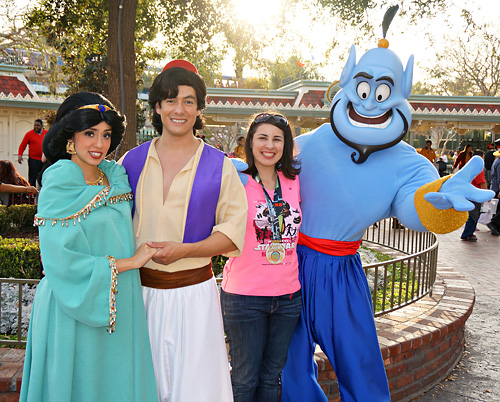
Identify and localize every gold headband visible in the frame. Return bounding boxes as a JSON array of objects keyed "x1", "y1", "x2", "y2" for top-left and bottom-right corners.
[{"x1": 76, "y1": 104, "x2": 112, "y2": 113}]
